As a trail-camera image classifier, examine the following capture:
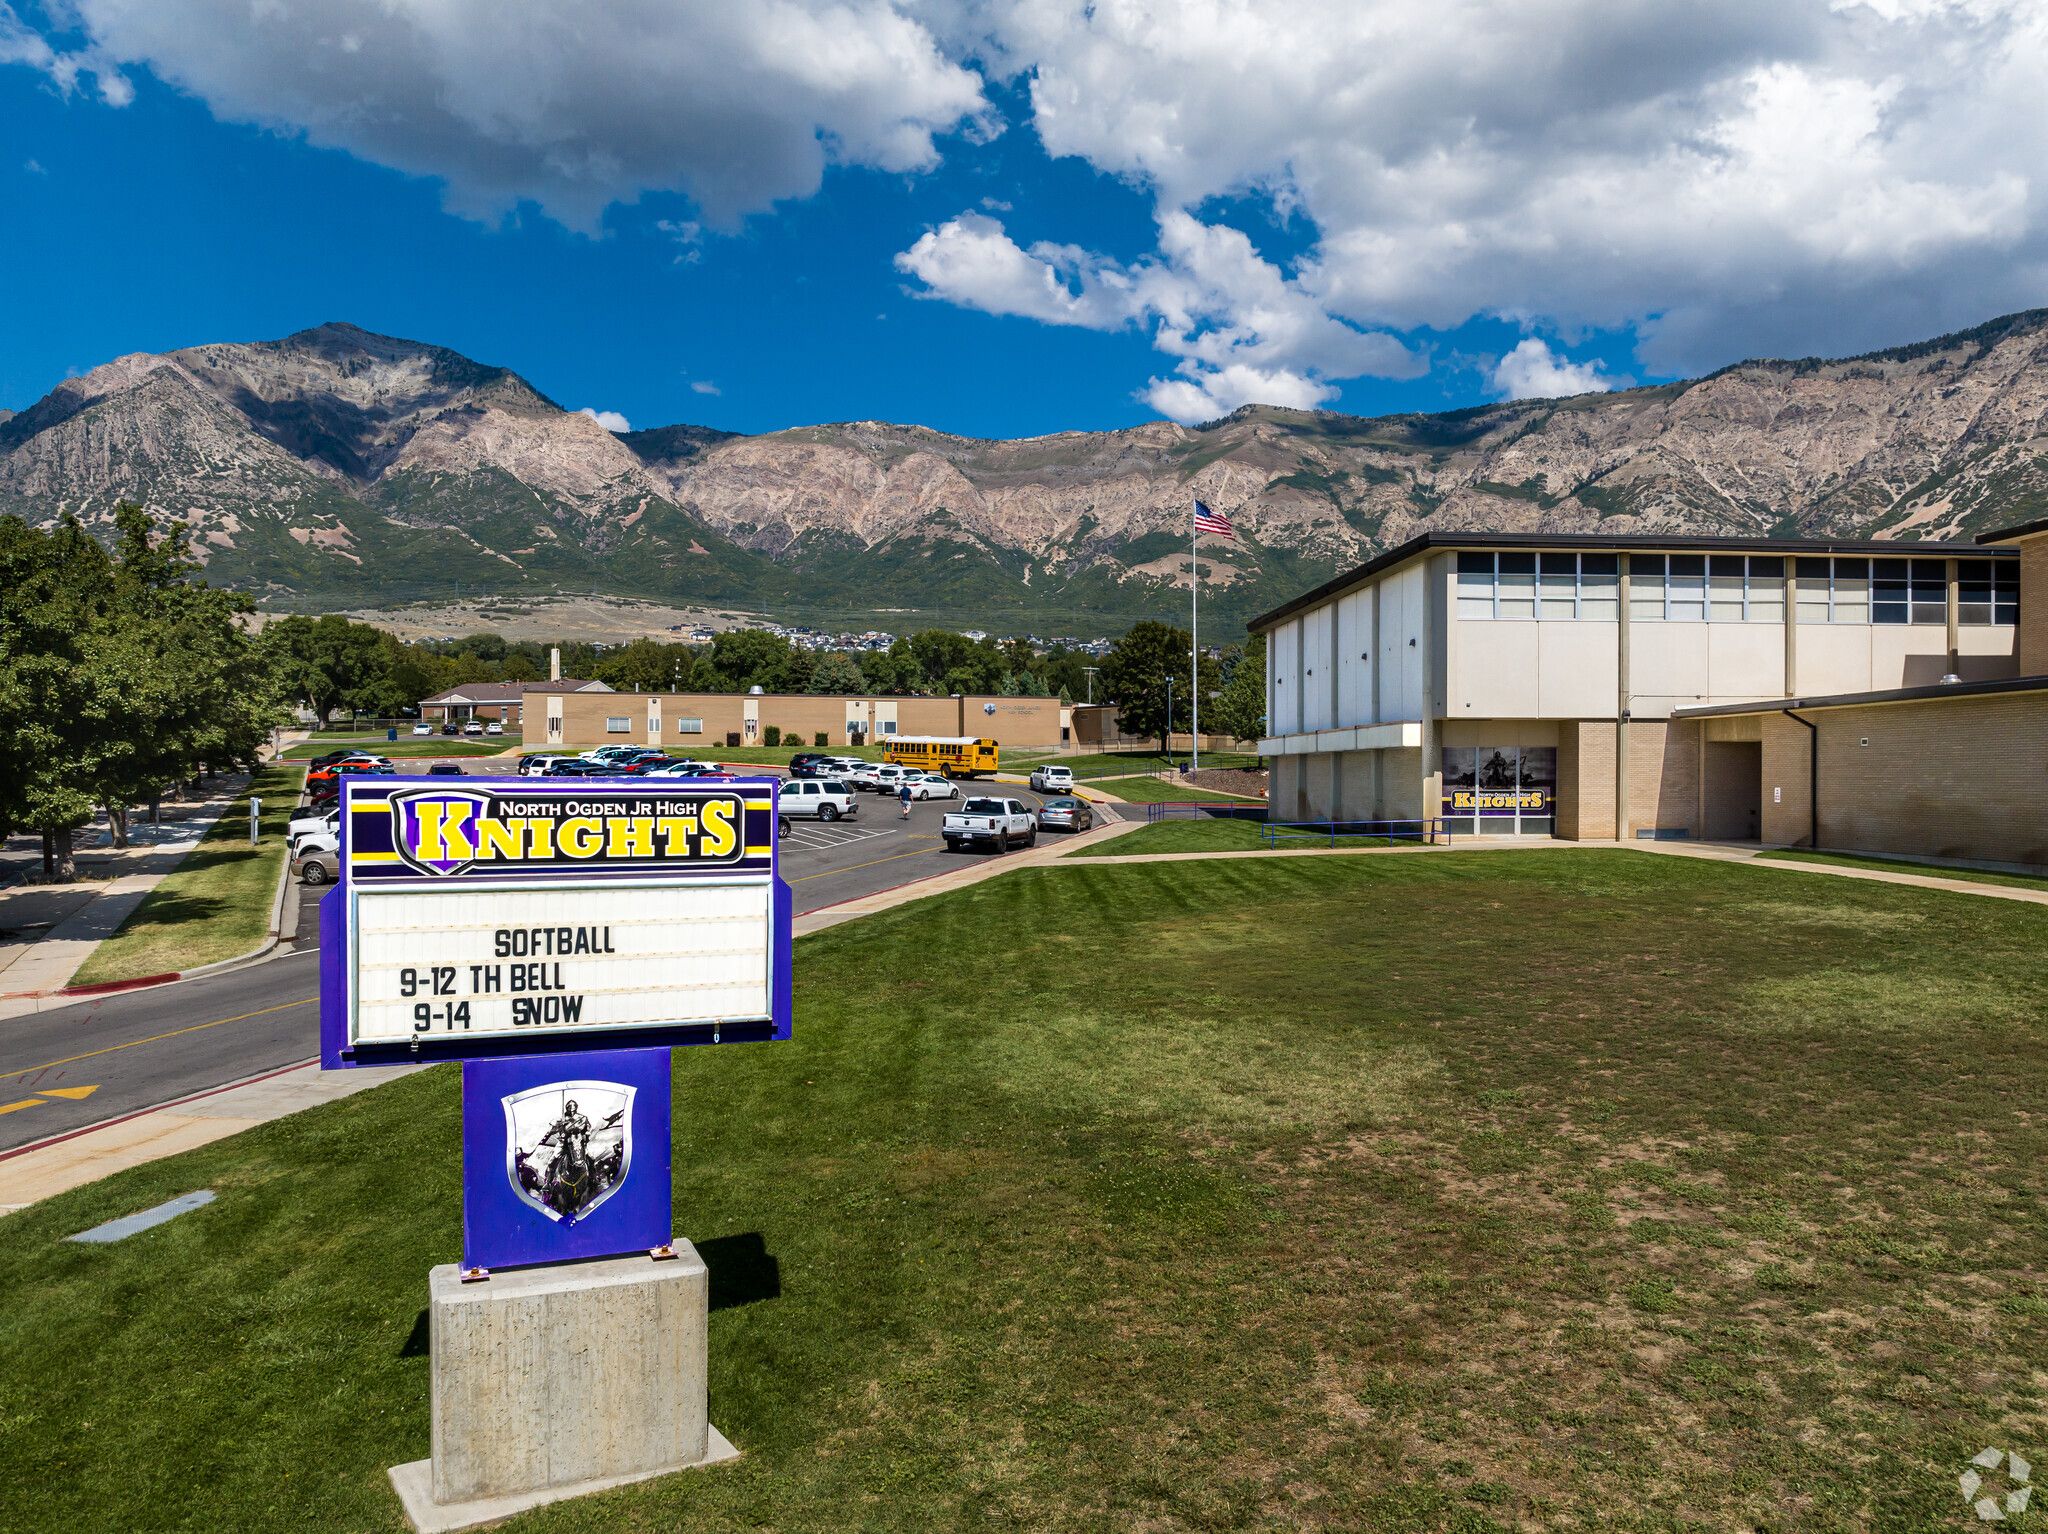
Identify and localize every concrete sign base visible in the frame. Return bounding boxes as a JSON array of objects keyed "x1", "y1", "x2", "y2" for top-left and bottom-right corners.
[{"x1": 388, "y1": 1246, "x2": 738, "y2": 1533}]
